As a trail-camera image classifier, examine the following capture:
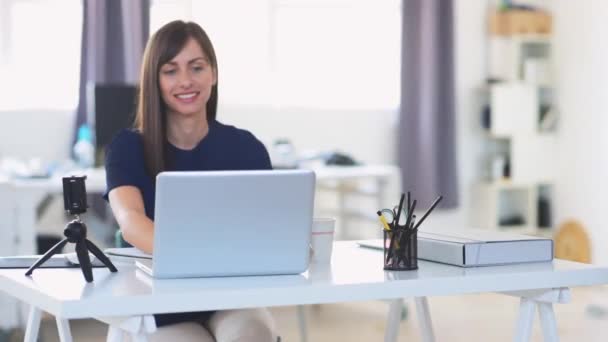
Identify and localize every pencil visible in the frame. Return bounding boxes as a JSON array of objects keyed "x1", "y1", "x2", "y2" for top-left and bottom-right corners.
[
  {"x1": 386, "y1": 231, "x2": 396, "y2": 265},
  {"x1": 414, "y1": 195, "x2": 443, "y2": 230},
  {"x1": 377, "y1": 211, "x2": 391, "y2": 231},
  {"x1": 399, "y1": 214, "x2": 416, "y2": 260},
  {"x1": 407, "y1": 191, "x2": 411, "y2": 219},
  {"x1": 394, "y1": 193, "x2": 405, "y2": 228},
  {"x1": 404, "y1": 199, "x2": 417, "y2": 231}
]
